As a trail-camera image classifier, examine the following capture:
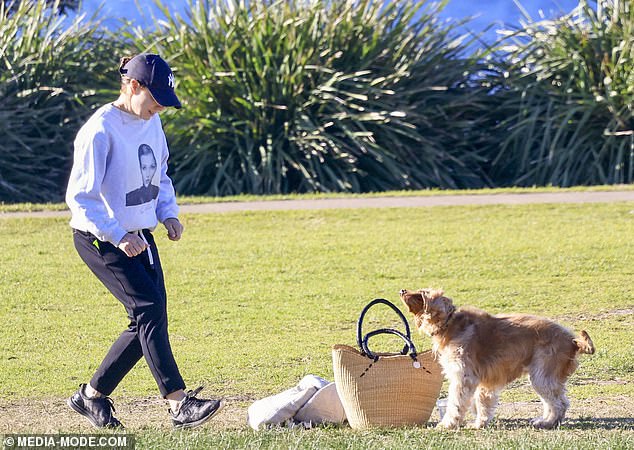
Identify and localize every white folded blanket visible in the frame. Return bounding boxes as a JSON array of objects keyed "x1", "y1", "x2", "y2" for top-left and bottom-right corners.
[{"x1": 247, "y1": 375, "x2": 346, "y2": 430}]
